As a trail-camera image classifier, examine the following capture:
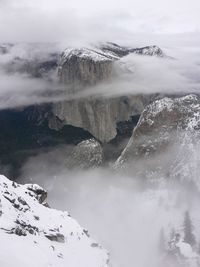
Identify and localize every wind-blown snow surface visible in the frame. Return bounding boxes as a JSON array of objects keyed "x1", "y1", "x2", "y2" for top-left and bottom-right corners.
[{"x1": 0, "y1": 175, "x2": 109, "y2": 267}]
